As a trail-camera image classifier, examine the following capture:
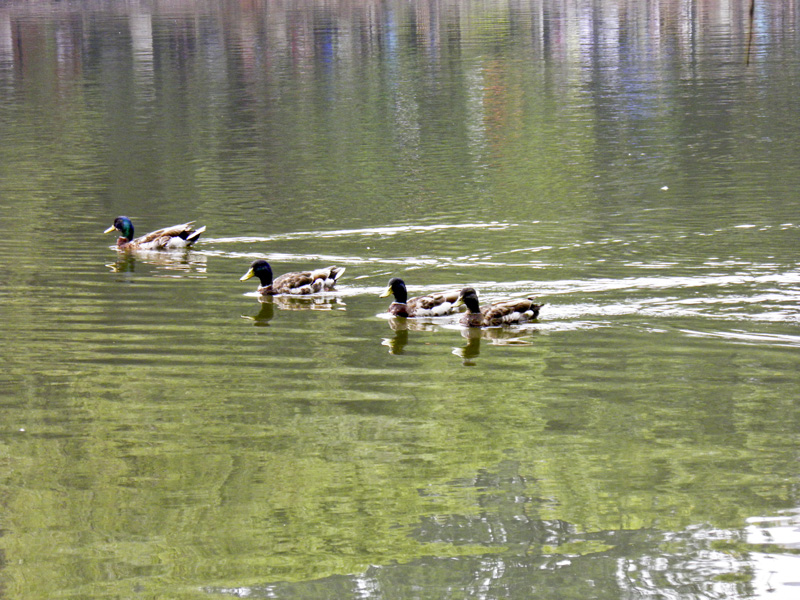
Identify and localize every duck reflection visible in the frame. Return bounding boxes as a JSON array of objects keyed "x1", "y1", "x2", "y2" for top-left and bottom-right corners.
[
  {"x1": 106, "y1": 252, "x2": 138, "y2": 273},
  {"x1": 382, "y1": 327, "x2": 409, "y2": 354},
  {"x1": 381, "y1": 317, "x2": 440, "y2": 354},
  {"x1": 107, "y1": 249, "x2": 207, "y2": 274},
  {"x1": 272, "y1": 295, "x2": 344, "y2": 311},
  {"x1": 242, "y1": 294, "x2": 345, "y2": 327},
  {"x1": 242, "y1": 298, "x2": 275, "y2": 326},
  {"x1": 452, "y1": 327, "x2": 536, "y2": 365},
  {"x1": 453, "y1": 327, "x2": 482, "y2": 365}
]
